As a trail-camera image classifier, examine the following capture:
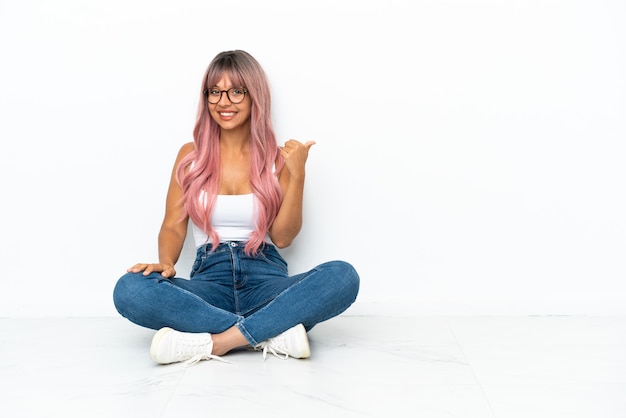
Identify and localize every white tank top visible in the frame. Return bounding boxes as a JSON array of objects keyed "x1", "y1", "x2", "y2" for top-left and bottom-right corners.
[{"x1": 191, "y1": 193, "x2": 258, "y2": 247}]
